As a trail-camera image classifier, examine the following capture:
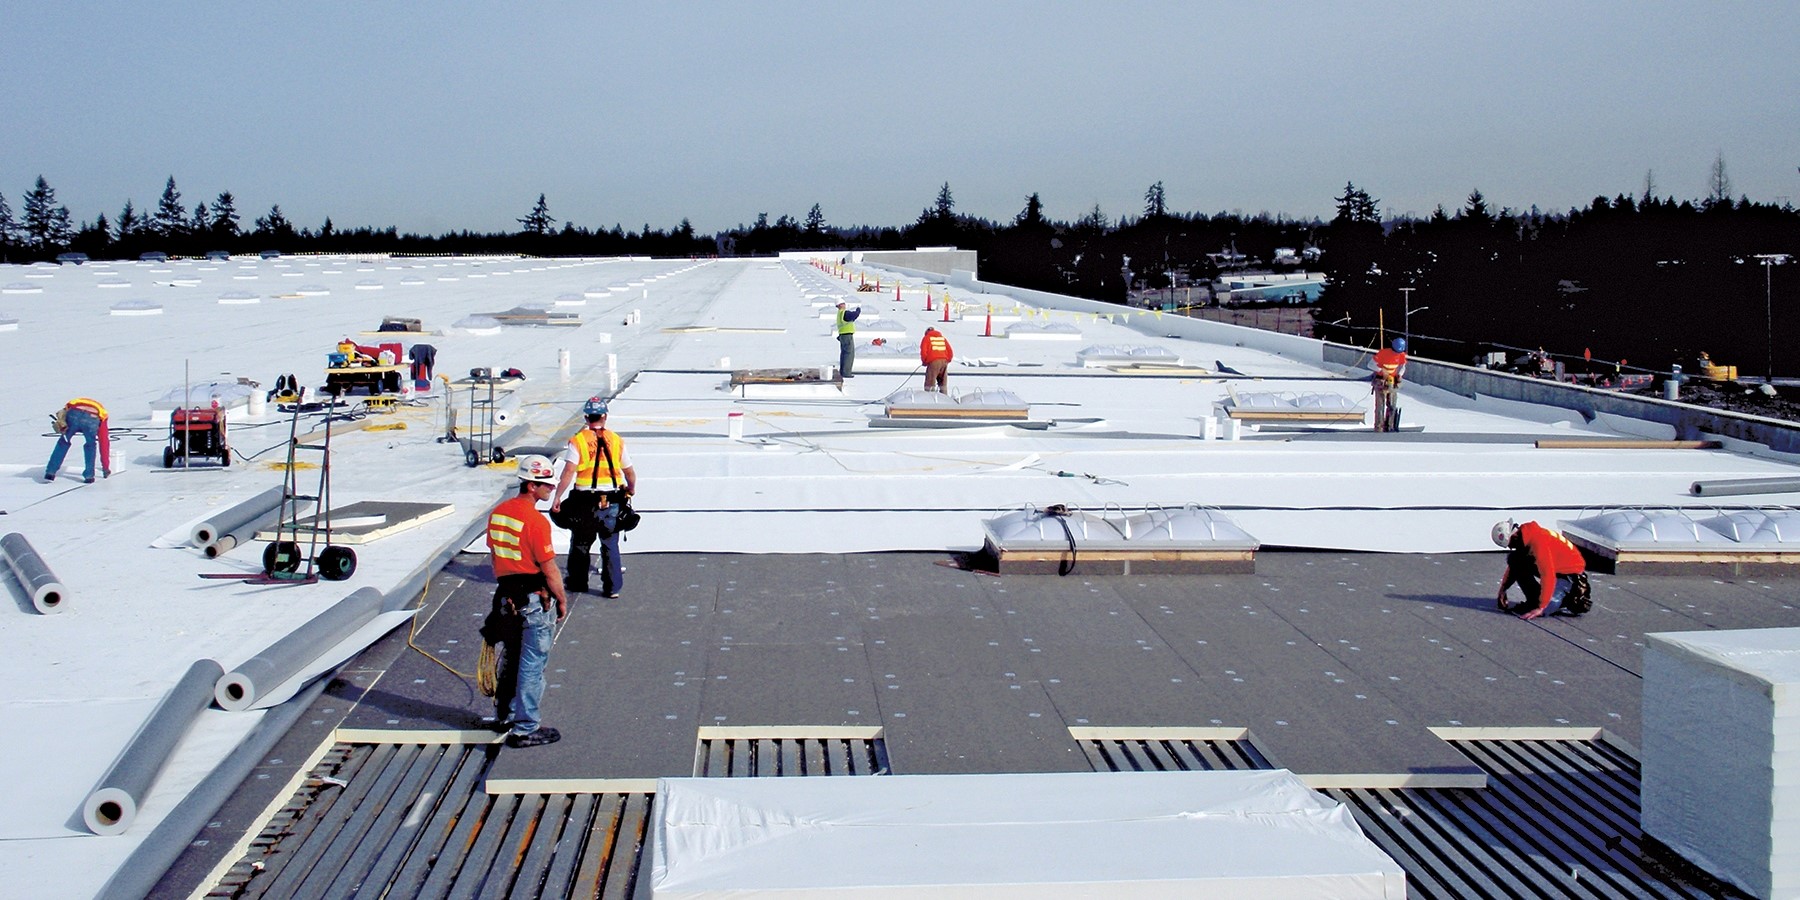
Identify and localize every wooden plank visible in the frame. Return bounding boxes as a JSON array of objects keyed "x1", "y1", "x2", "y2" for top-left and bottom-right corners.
[
  {"x1": 884, "y1": 406, "x2": 1030, "y2": 420},
  {"x1": 1535, "y1": 438, "x2": 1721, "y2": 449},
  {"x1": 1225, "y1": 409, "x2": 1365, "y2": 422}
]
